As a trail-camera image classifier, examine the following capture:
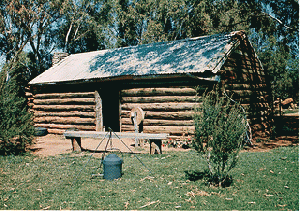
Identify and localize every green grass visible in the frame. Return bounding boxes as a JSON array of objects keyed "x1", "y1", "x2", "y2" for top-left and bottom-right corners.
[{"x1": 0, "y1": 146, "x2": 298, "y2": 210}]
